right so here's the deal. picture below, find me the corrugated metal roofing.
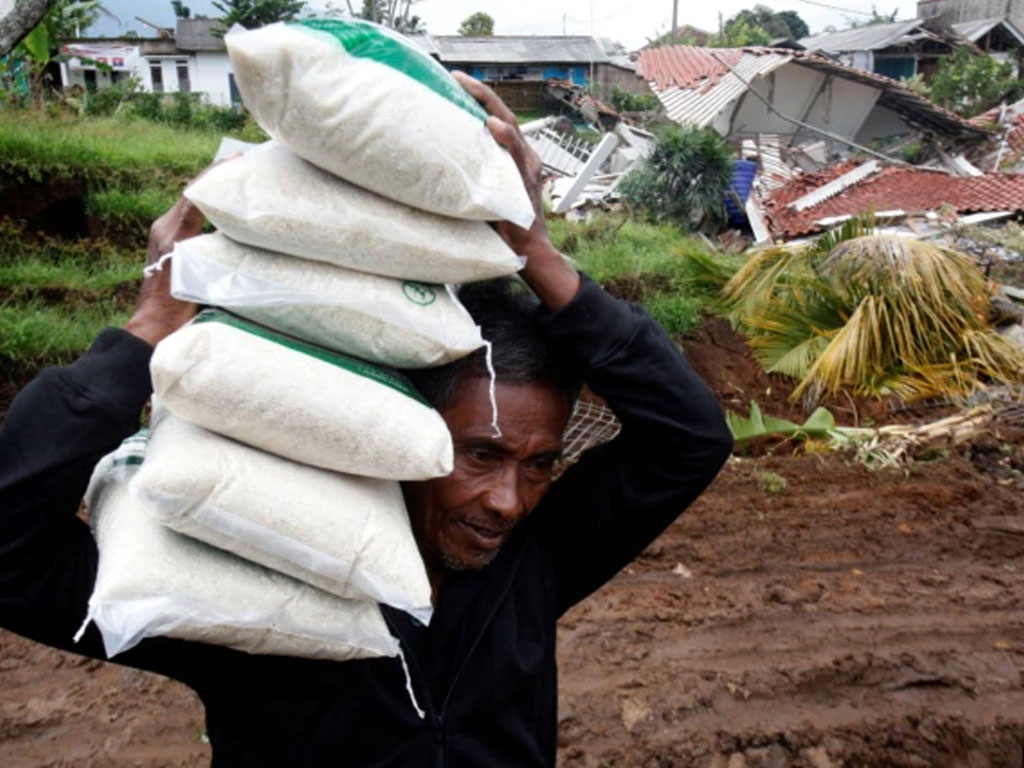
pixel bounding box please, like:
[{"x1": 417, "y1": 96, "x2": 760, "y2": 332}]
[
  {"x1": 642, "y1": 50, "x2": 788, "y2": 128},
  {"x1": 425, "y1": 36, "x2": 610, "y2": 64},
  {"x1": 764, "y1": 164, "x2": 1024, "y2": 237},
  {"x1": 951, "y1": 17, "x2": 1024, "y2": 46},
  {"x1": 175, "y1": 18, "x2": 224, "y2": 52},
  {"x1": 799, "y1": 19, "x2": 925, "y2": 53}
]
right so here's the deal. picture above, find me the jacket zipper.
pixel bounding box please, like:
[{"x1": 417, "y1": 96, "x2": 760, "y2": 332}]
[{"x1": 384, "y1": 545, "x2": 528, "y2": 768}]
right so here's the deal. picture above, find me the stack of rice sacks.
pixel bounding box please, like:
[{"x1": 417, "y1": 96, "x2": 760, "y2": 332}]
[{"x1": 80, "y1": 18, "x2": 533, "y2": 667}]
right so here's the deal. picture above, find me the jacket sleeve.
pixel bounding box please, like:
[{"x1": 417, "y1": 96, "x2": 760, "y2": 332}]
[
  {"x1": 535, "y1": 275, "x2": 733, "y2": 615},
  {"x1": 0, "y1": 328, "x2": 200, "y2": 673}
]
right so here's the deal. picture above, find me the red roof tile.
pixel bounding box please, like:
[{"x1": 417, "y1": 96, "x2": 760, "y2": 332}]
[
  {"x1": 636, "y1": 46, "x2": 743, "y2": 92},
  {"x1": 763, "y1": 165, "x2": 1024, "y2": 238}
]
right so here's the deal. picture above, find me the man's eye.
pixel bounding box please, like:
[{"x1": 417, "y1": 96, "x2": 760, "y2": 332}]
[
  {"x1": 463, "y1": 447, "x2": 498, "y2": 465},
  {"x1": 524, "y1": 457, "x2": 555, "y2": 478}
]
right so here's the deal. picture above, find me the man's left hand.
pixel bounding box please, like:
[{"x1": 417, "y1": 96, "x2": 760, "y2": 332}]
[{"x1": 453, "y1": 71, "x2": 580, "y2": 311}]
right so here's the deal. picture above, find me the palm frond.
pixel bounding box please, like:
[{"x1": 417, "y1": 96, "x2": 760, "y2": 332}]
[{"x1": 720, "y1": 245, "x2": 813, "y2": 324}]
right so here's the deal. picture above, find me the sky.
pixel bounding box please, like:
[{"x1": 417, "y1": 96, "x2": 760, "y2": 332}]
[{"x1": 89, "y1": 0, "x2": 921, "y2": 49}]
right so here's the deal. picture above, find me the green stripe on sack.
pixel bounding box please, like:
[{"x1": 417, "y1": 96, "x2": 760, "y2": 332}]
[
  {"x1": 294, "y1": 18, "x2": 488, "y2": 122},
  {"x1": 192, "y1": 309, "x2": 432, "y2": 407}
]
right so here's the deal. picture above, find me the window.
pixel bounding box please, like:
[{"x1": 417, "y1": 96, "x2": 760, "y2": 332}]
[
  {"x1": 83, "y1": 69, "x2": 97, "y2": 91},
  {"x1": 176, "y1": 60, "x2": 190, "y2": 93},
  {"x1": 150, "y1": 64, "x2": 163, "y2": 93},
  {"x1": 228, "y1": 73, "x2": 241, "y2": 106}
]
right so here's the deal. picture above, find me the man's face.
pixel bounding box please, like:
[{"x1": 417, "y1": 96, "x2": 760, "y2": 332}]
[{"x1": 404, "y1": 375, "x2": 570, "y2": 573}]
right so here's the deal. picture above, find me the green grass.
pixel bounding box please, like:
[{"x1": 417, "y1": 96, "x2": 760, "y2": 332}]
[
  {"x1": 0, "y1": 299, "x2": 132, "y2": 365},
  {"x1": 85, "y1": 186, "x2": 181, "y2": 226},
  {"x1": 0, "y1": 220, "x2": 139, "y2": 369},
  {"x1": 0, "y1": 111, "x2": 219, "y2": 179},
  {"x1": 645, "y1": 292, "x2": 707, "y2": 337},
  {"x1": 548, "y1": 214, "x2": 739, "y2": 337}
]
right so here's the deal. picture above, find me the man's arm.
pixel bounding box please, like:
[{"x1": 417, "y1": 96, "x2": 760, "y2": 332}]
[
  {"x1": 454, "y1": 73, "x2": 733, "y2": 613},
  {"x1": 537, "y1": 279, "x2": 733, "y2": 613},
  {"x1": 0, "y1": 198, "x2": 200, "y2": 658}
]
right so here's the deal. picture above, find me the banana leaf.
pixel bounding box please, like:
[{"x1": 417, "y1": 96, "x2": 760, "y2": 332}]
[{"x1": 726, "y1": 400, "x2": 838, "y2": 447}]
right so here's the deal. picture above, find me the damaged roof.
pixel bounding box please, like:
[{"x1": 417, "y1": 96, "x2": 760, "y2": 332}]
[
  {"x1": 635, "y1": 46, "x2": 984, "y2": 138},
  {"x1": 763, "y1": 162, "x2": 1024, "y2": 237},
  {"x1": 798, "y1": 19, "x2": 931, "y2": 53}
]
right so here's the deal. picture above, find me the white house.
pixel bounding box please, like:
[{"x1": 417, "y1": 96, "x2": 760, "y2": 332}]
[{"x1": 59, "y1": 19, "x2": 237, "y2": 107}]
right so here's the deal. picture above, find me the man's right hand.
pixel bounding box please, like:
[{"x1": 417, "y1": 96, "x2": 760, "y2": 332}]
[{"x1": 124, "y1": 196, "x2": 204, "y2": 347}]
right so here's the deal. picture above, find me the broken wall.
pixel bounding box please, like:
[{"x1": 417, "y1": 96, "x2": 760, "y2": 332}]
[
  {"x1": 854, "y1": 104, "x2": 915, "y2": 145},
  {"x1": 729, "y1": 65, "x2": 823, "y2": 138}
]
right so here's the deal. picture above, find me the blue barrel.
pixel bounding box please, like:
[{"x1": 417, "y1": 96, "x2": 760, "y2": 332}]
[{"x1": 724, "y1": 160, "x2": 758, "y2": 227}]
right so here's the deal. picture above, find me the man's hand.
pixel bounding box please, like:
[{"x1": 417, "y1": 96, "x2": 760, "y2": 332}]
[
  {"x1": 123, "y1": 196, "x2": 203, "y2": 347},
  {"x1": 453, "y1": 71, "x2": 580, "y2": 312}
]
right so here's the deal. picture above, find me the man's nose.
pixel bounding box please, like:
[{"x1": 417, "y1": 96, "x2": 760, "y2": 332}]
[{"x1": 481, "y1": 465, "x2": 522, "y2": 522}]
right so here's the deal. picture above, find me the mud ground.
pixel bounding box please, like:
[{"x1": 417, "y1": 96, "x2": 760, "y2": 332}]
[{"x1": 2, "y1": 322, "x2": 1023, "y2": 767}]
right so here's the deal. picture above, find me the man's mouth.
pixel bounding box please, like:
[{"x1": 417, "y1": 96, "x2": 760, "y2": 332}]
[{"x1": 456, "y1": 519, "x2": 511, "y2": 550}]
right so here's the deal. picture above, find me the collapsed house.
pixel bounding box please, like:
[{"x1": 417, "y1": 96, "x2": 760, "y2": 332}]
[
  {"x1": 634, "y1": 45, "x2": 983, "y2": 153},
  {"x1": 625, "y1": 45, "x2": 1024, "y2": 242}
]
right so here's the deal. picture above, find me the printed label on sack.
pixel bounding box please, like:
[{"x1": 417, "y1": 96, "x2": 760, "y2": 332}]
[
  {"x1": 192, "y1": 309, "x2": 432, "y2": 407},
  {"x1": 401, "y1": 281, "x2": 437, "y2": 306}
]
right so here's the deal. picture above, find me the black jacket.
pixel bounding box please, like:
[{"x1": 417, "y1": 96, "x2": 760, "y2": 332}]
[{"x1": 0, "y1": 276, "x2": 732, "y2": 767}]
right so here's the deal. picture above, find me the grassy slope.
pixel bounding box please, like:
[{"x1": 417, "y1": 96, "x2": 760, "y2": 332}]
[
  {"x1": 0, "y1": 112, "x2": 220, "y2": 381},
  {"x1": 549, "y1": 215, "x2": 729, "y2": 337}
]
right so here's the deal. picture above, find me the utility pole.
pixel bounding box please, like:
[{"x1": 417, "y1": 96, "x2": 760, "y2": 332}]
[
  {"x1": 671, "y1": 0, "x2": 678, "y2": 43},
  {"x1": 589, "y1": 0, "x2": 594, "y2": 90}
]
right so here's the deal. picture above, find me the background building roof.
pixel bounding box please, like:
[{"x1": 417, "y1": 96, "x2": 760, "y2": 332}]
[
  {"x1": 799, "y1": 19, "x2": 929, "y2": 53},
  {"x1": 951, "y1": 16, "x2": 1024, "y2": 46},
  {"x1": 424, "y1": 35, "x2": 611, "y2": 65}
]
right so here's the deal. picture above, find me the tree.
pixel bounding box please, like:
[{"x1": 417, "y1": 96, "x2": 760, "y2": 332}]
[
  {"x1": 927, "y1": 46, "x2": 1020, "y2": 118},
  {"x1": 845, "y1": 5, "x2": 898, "y2": 28},
  {"x1": 458, "y1": 12, "x2": 493, "y2": 36},
  {"x1": 172, "y1": 1, "x2": 192, "y2": 19},
  {"x1": 1, "y1": 0, "x2": 54, "y2": 58},
  {"x1": 775, "y1": 10, "x2": 808, "y2": 40},
  {"x1": 211, "y1": 0, "x2": 306, "y2": 33},
  {"x1": 3, "y1": 0, "x2": 103, "y2": 102},
  {"x1": 710, "y1": 15, "x2": 772, "y2": 48},
  {"x1": 724, "y1": 5, "x2": 808, "y2": 41},
  {"x1": 355, "y1": 0, "x2": 425, "y2": 32}
]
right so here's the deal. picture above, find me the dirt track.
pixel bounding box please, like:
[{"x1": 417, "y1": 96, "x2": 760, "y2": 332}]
[
  {"x1": 2, "y1": 322, "x2": 1023, "y2": 767},
  {"x1": 557, "y1": 450, "x2": 1024, "y2": 768}
]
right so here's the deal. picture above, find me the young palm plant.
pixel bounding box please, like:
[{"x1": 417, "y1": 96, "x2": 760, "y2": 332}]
[{"x1": 722, "y1": 227, "x2": 1024, "y2": 402}]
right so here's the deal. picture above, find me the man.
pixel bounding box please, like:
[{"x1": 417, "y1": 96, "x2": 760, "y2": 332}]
[{"x1": 0, "y1": 76, "x2": 732, "y2": 765}]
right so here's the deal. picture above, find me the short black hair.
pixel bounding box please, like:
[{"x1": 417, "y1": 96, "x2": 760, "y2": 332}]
[{"x1": 406, "y1": 278, "x2": 582, "y2": 412}]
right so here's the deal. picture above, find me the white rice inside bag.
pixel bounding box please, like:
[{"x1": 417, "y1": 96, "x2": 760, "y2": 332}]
[
  {"x1": 133, "y1": 412, "x2": 433, "y2": 624},
  {"x1": 78, "y1": 432, "x2": 400, "y2": 662},
  {"x1": 225, "y1": 20, "x2": 534, "y2": 227},
  {"x1": 149, "y1": 310, "x2": 453, "y2": 480},
  {"x1": 170, "y1": 232, "x2": 484, "y2": 368},
  {"x1": 184, "y1": 143, "x2": 522, "y2": 283}
]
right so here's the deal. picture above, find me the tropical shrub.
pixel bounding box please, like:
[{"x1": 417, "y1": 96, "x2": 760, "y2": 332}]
[{"x1": 618, "y1": 124, "x2": 734, "y2": 229}]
